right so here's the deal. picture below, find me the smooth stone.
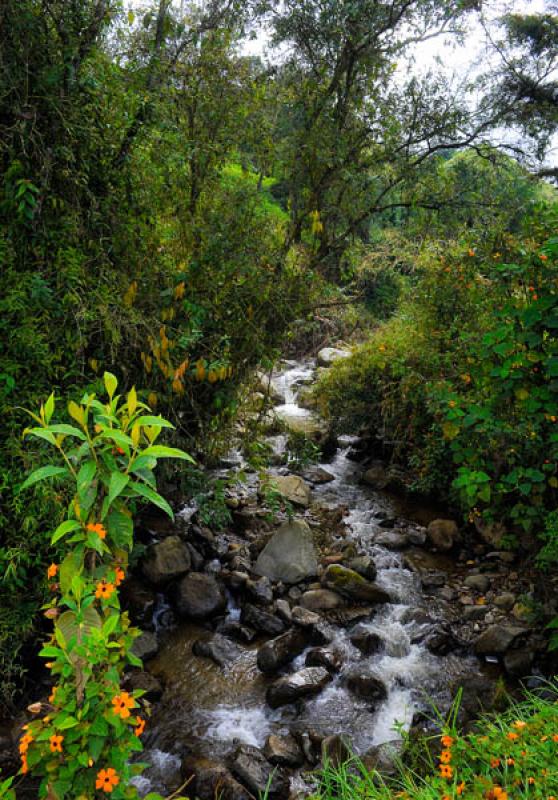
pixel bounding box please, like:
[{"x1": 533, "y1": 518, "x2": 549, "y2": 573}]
[
  {"x1": 267, "y1": 667, "x2": 332, "y2": 708},
  {"x1": 301, "y1": 589, "x2": 345, "y2": 611},
  {"x1": 426, "y1": 519, "x2": 459, "y2": 552},
  {"x1": 349, "y1": 624, "x2": 383, "y2": 655},
  {"x1": 130, "y1": 631, "x2": 159, "y2": 661},
  {"x1": 228, "y1": 745, "x2": 290, "y2": 799},
  {"x1": 142, "y1": 536, "x2": 191, "y2": 585},
  {"x1": 257, "y1": 628, "x2": 309, "y2": 673},
  {"x1": 322, "y1": 564, "x2": 390, "y2": 604},
  {"x1": 192, "y1": 634, "x2": 241, "y2": 667},
  {"x1": 175, "y1": 572, "x2": 226, "y2": 619},
  {"x1": 346, "y1": 671, "x2": 388, "y2": 704},
  {"x1": 474, "y1": 625, "x2": 529, "y2": 656},
  {"x1": 276, "y1": 598, "x2": 293, "y2": 623},
  {"x1": 317, "y1": 347, "x2": 350, "y2": 367},
  {"x1": 267, "y1": 475, "x2": 312, "y2": 508},
  {"x1": 464, "y1": 574, "x2": 490, "y2": 593},
  {"x1": 255, "y1": 519, "x2": 318, "y2": 584},
  {"x1": 241, "y1": 603, "x2": 286, "y2": 636},
  {"x1": 494, "y1": 592, "x2": 516, "y2": 610},
  {"x1": 305, "y1": 646, "x2": 343, "y2": 673},
  {"x1": 303, "y1": 466, "x2": 335, "y2": 484},
  {"x1": 264, "y1": 734, "x2": 304, "y2": 767},
  {"x1": 463, "y1": 605, "x2": 488, "y2": 621},
  {"x1": 374, "y1": 531, "x2": 409, "y2": 550},
  {"x1": 361, "y1": 463, "x2": 390, "y2": 489}
]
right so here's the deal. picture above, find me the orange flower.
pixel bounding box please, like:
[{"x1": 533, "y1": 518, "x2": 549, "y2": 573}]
[
  {"x1": 507, "y1": 732, "x2": 519, "y2": 741},
  {"x1": 134, "y1": 717, "x2": 146, "y2": 737},
  {"x1": 513, "y1": 720, "x2": 527, "y2": 730},
  {"x1": 95, "y1": 768, "x2": 120, "y2": 793},
  {"x1": 439, "y1": 764, "x2": 453, "y2": 779},
  {"x1": 49, "y1": 734, "x2": 64, "y2": 753},
  {"x1": 48, "y1": 686, "x2": 58, "y2": 703},
  {"x1": 111, "y1": 691, "x2": 135, "y2": 719},
  {"x1": 468, "y1": 249, "x2": 476, "y2": 257},
  {"x1": 47, "y1": 563, "x2": 58, "y2": 579},
  {"x1": 491, "y1": 758, "x2": 501, "y2": 768},
  {"x1": 20, "y1": 754, "x2": 28, "y2": 774},
  {"x1": 19, "y1": 733, "x2": 33, "y2": 755},
  {"x1": 87, "y1": 522, "x2": 107, "y2": 540},
  {"x1": 540, "y1": 254, "x2": 548, "y2": 261},
  {"x1": 440, "y1": 750, "x2": 452, "y2": 764},
  {"x1": 95, "y1": 580, "x2": 115, "y2": 600},
  {"x1": 552, "y1": 734, "x2": 558, "y2": 743},
  {"x1": 507, "y1": 758, "x2": 515, "y2": 766},
  {"x1": 528, "y1": 777, "x2": 536, "y2": 785},
  {"x1": 441, "y1": 735, "x2": 455, "y2": 747},
  {"x1": 457, "y1": 783, "x2": 466, "y2": 796},
  {"x1": 487, "y1": 788, "x2": 507, "y2": 800},
  {"x1": 114, "y1": 567, "x2": 125, "y2": 586}
]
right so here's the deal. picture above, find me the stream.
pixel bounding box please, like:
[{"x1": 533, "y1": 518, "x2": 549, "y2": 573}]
[{"x1": 132, "y1": 357, "x2": 487, "y2": 798}]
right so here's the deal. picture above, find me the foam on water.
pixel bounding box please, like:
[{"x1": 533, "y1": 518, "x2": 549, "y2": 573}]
[{"x1": 204, "y1": 704, "x2": 277, "y2": 748}]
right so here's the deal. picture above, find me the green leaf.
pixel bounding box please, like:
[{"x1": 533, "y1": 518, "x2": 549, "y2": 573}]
[
  {"x1": 107, "y1": 471, "x2": 130, "y2": 509},
  {"x1": 104, "y1": 372, "x2": 118, "y2": 398},
  {"x1": 102, "y1": 614, "x2": 119, "y2": 637},
  {"x1": 20, "y1": 465, "x2": 68, "y2": 491},
  {"x1": 58, "y1": 716, "x2": 79, "y2": 729},
  {"x1": 52, "y1": 519, "x2": 81, "y2": 545},
  {"x1": 25, "y1": 427, "x2": 57, "y2": 445},
  {"x1": 47, "y1": 424, "x2": 87, "y2": 441},
  {"x1": 89, "y1": 716, "x2": 108, "y2": 736},
  {"x1": 130, "y1": 480, "x2": 173, "y2": 518},
  {"x1": 39, "y1": 645, "x2": 64, "y2": 658},
  {"x1": 44, "y1": 393, "x2": 55, "y2": 423},
  {"x1": 141, "y1": 445, "x2": 195, "y2": 462},
  {"x1": 135, "y1": 416, "x2": 175, "y2": 429},
  {"x1": 107, "y1": 509, "x2": 133, "y2": 549},
  {"x1": 59, "y1": 549, "x2": 84, "y2": 595},
  {"x1": 77, "y1": 460, "x2": 96, "y2": 499}
]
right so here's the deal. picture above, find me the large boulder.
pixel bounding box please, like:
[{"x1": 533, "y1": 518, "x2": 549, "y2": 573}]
[
  {"x1": 255, "y1": 371, "x2": 285, "y2": 404},
  {"x1": 474, "y1": 625, "x2": 529, "y2": 657},
  {"x1": 301, "y1": 589, "x2": 345, "y2": 611},
  {"x1": 267, "y1": 475, "x2": 312, "y2": 508},
  {"x1": 183, "y1": 757, "x2": 252, "y2": 800},
  {"x1": 142, "y1": 536, "x2": 191, "y2": 585},
  {"x1": 267, "y1": 667, "x2": 332, "y2": 709},
  {"x1": 317, "y1": 347, "x2": 351, "y2": 367},
  {"x1": 175, "y1": 572, "x2": 226, "y2": 619},
  {"x1": 346, "y1": 671, "x2": 388, "y2": 705},
  {"x1": 255, "y1": 519, "x2": 318, "y2": 584},
  {"x1": 228, "y1": 745, "x2": 290, "y2": 800},
  {"x1": 257, "y1": 628, "x2": 309, "y2": 673},
  {"x1": 322, "y1": 564, "x2": 390, "y2": 604},
  {"x1": 426, "y1": 519, "x2": 459, "y2": 552}
]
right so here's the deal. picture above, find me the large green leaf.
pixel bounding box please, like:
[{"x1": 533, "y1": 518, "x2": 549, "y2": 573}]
[
  {"x1": 77, "y1": 460, "x2": 96, "y2": 499},
  {"x1": 141, "y1": 445, "x2": 195, "y2": 462},
  {"x1": 107, "y1": 509, "x2": 134, "y2": 549},
  {"x1": 107, "y1": 471, "x2": 130, "y2": 509},
  {"x1": 51, "y1": 519, "x2": 82, "y2": 545},
  {"x1": 57, "y1": 606, "x2": 101, "y2": 647},
  {"x1": 59, "y1": 548, "x2": 84, "y2": 595},
  {"x1": 135, "y1": 416, "x2": 175, "y2": 429},
  {"x1": 47, "y1": 424, "x2": 87, "y2": 441},
  {"x1": 130, "y1": 480, "x2": 173, "y2": 518},
  {"x1": 20, "y1": 465, "x2": 68, "y2": 491}
]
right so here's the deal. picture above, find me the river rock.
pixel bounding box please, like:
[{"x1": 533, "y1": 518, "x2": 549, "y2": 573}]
[
  {"x1": 229, "y1": 745, "x2": 289, "y2": 800},
  {"x1": 303, "y1": 466, "x2": 335, "y2": 484},
  {"x1": 184, "y1": 756, "x2": 252, "y2": 800},
  {"x1": 322, "y1": 564, "x2": 390, "y2": 604},
  {"x1": 142, "y1": 536, "x2": 191, "y2": 585},
  {"x1": 264, "y1": 734, "x2": 304, "y2": 767},
  {"x1": 494, "y1": 592, "x2": 516, "y2": 610},
  {"x1": 424, "y1": 625, "x2": 463, "y2": 655},
  {"x1": 349, "y1": 624, "x2": 383, "y2": 655},
  {"x1": 255, "y1": 371, "x2": 285, "y2": 404},
  {"x1": 291, "y1": 606, "x2": 321, "y2": 627},
  {"x1": 268, "y1": 475, "x2": 312, "y2": 507},
  {"x1": 325, "y1": 606, "x2": 375, "y2": 627},
  {"x1": 474, "y1": 625, "x2": 529, "y2": 656},
  {"x1": 267, "y1": 667, "x2": 332, "y2": 708},
  {"x1": 375, "y1": 531, "x2": 410, "y2": 551},
  {"x1": 245, "y1": 576, "x2": 274, "y2": 605},
  {"x1": 120, "y1": 578, "x2": 156, "y2": 625},
  {"x1": 124, "y1": 670, "x2": 163, "y2": 700},
  {"x1": 219, "y1": 621, "x2": 257, "y2": 643},
  {"x1": 305, "y1": 646, "x2": 343, "y2": 673},
  {"x1": 321, "y1": 734, "x2": 352, "y2": 768},
  {"x1": 130, "y1": 631, "x2": 159, "y2": 661},
  {"x1": 241, "y1": 603, "x2": 286, "y2": 636},
  {"x1": 426, "y1": 519, "x2": 458, "y2": 552},
  {"x1": 362, "y1": 740, "x2": 402, "y2": 777},
  {"x1": 504, "y1": 648, "x2": 534, "y2": 677},
  {"x1": 345, "y1": 555, "x2": 377, "y2": 581},
  {"x1": 257, "y1": 628, "x2": 309, "y2": 673},
  {"x1": 317, "y1": 347, "x2": 351, "y2": 367},
  {"x1": 276, "y1": 598, "x2": 292, "y2": 623},
  {"x1": 361, "y1": 463, "x2": 390, "y2": 489},
  {"x1": 175, "y1": 572, "x2": 226, "y2": 619},
  {"x1": 301, "y1": 589, "x2": 345, "y2": 611},
  {"x1": 255, "y1": 519, "x2": 318, "y2": 584},
  {"x1": 464, "y1": 574, "x2": 490, "y2": 593},
  {"x1": 193, "y1": 634, "x2": 241, "y2": 667},
  {"x1": 346, "y1": 670, "x2": 388, "y2": 704}
]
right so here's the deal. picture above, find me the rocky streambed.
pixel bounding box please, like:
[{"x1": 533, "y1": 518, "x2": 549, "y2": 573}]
[{"x1": 120, "y1": 352, "x2": 546, "y2": 799}]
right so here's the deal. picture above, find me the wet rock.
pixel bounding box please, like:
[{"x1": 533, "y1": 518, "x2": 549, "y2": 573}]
[
  {"x1": 420, "y1": 571, "x2": 447, "y2": 588},
  {"x1": 276, "y1": 598, "x2": 292, "y2": 623},
  {"x1": 267, "y1": 475, "x2": 312, "y2": 508},
  {"x1": 504, "y1": 648, "x2": 534, "y2": 677},
  {"x1": 185, "y1": 542, "x2": 205, "y2": 571},
  {"x1": 267, "y1": 667, "x2": 332, "y2": 708},
  {"x1": 401, "y1": 608, "x2": 434, "y2": 626},
  {"x1": 305, "y1": 647, "x2": 343, "y2": 673},
  {"x1": 317, "y1": 347, "x2": 350, "y2": 367},
  {"x1": 464, "y1": 574, "x2": 490, "y2": 593},
  {"x1": 325, "y1": 606, "x2": 375, "y2": 627},
  {"x1": 291, "y1": 606, "x2": 321, "y2": 627},
  {"x1": 245, "y1": 576, "x2": 274, "y2": 605},
  {"x1": 375, "y1": 531, "x2": 409, "y2": 550},
  {"x1": 257, "y1": 628, "x2": 309, "y2": 673},
  {"x1": 408, "y1": 528, "x2": 427, "y2": 547},
  {"x1": 494, "y1": 592, "x2": 516, "y2": 610},
  {"x1": 424, "y1": 625, "x2": 463, "y2": 656},
  {"x1": 322, "y1": 564, "x2": 390, "y2": 604},
  {"x1": 223, "y1": 570, "x2": 249, "y2": 591},
  {"x1": 131, "y1": 631, "x2": 159, "y2": 661},
  {"x1": 184, "y1": 756, "x2": 252, "y2": 800},
  {"x1": 124, "y1": 670, "x2": 163, "y2": 700},
  {"x1": 193, "y1": 634, "x2": 241, "y2": 667},
  {"x1": 361, "y1": 463, "x2": 390, "y2": 489},
  {"x1": 241, "y1": 603, "x2": 286, "y2": 636},
  {"x1": 142, "y1": 536, "x2": 191, "y2": 585},
  {"x1": 175, "y1": 572, "x2": 226, "y2": 620},
  {"x1": 301, "y1": 589, "x2": 345, "y2": 611},
  {"x1": 346, "y1": 671, "x2": 388, "y2": 704},
  {"x1": 303, "y1": 466, "x2": 335, "y2": 484},
  {"x1": 345, "y1": 555, "x2": 377, "y2": 582},
  {"x1": 255, "y1": 519, "x2": 318, "y2": 584},
  {"x1": 219, "y1": 621, "x2": 257, "y2": 643},
  {"x1": 321, "y1": 734, "x2": 352, "y2": 768},
  {"x1": 349, "y1": 624, "x2": 383, "y2": 655},
  {"x1": 474, "y1": 625, "x2": 529, "y2": 657},
  {"x1": 229, "y1": 744, "x2": 290, "y2": 800},
  {"x1": 119, "y1": 578, "x2": 156, "y2": 626},
  {"x1": 264, "y1": 734, "x2": 304, "y2": 767},
  {"x1": 463, "y1": 605, "x2": 488, "y2": 621},
  {"x1": 426, "y1": 519, "x2": 458, "y2": 552},
  {"x1": 362, "y1": 741, "x2": 402, "y2": 777}
]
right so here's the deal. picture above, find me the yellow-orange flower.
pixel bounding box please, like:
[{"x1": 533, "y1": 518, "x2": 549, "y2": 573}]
[
  {"x1": 114, "y1": 567, "x2": 125, "y2": 586},
  {"x1": 513, "y1": 720, "x2": 527, "y2": 729},
  {"x1": 487, "y1": 788, "x2": 507, "y2": 800},
  {"x1": 553, "y1": 734, "x2": 558, "y2": 743},
  {"x1": 95, "y1": 580, "x2": 115, "y2": 600},
  {"x1": 468, "y1": 249, "x2": 476, "y2": 257},
  {"x1": 441, "y1": 735, "x2": 454, "y2": 747},
  {"x1": 540, "y1": 254, "x2": 548, "y2": 261},
  {"x1": 528, "y1": 777, "x2": 536, "y2": 785},
  {"x1": 440, "y1": 750, "x2": 452, "y2": 764},
  {"x1": 20, "y1": 754, "x2": 28, "y2": 774},
  {"x1": 19, "y1": 733, "x2": 33, "y2": 755},
  {"x1": 87, "y1": 522, "x2": 107, "y2": 540},
  {"x1": 96, "y1": 768, "x2": 120, "y2": 793},
  {"x1": 507, "y1": 757, "x2": 515, "y2": 766},
  {"x1": 439, "y1": 764, "x2": 453, "y2": 779},
  {"x1": 507, "y1": 732, "x2": 519, "y2": 741},
  {"x1": 491, "y1": 758, "x2": 501, "y2": 768},
  {"x1": 47, "y1": 563, "x2": 58, "y2": 579},
  {"x1": 48, "y1": 686, "x2": 58, "y2": 703},
  {"x1": 134, "y1": 717, "x2": 146, "y2": 737},
  {"x1": 49, "y1": 734, "x2": 64, "y2": 753},
  {"x1": 457, "y1": 783, "x2": 466, "y2": 796},
  {"x1": 111, "y1": 691, "x2": 135, "y2": 719}
]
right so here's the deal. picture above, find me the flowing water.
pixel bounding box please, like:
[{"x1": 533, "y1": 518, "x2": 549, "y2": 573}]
[{"x1": 137, "y1": 359, "x2": 482, "y2": 796}]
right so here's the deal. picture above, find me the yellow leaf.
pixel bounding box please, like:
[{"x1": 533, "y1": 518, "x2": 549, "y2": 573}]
[
  {"x1": 148, "y1": 392, "x2": 158, "y2": 409},
  {"x1": 68, "y1": 401, "x2": 85, "y2": 426},
  {"x1": 549, "y1": 477, "x2": 558, "y2": 488},
  {"x1": 89, "y1": 358, "x2": 99, "y2": 373},
  {"x1": 131, "y1": 424, "x2": 140, "y2": 447},
  {"x1": 127, "y1": 9, "x2": 135, "y2": 24},
  {"x1": 515, "y1": 388, "x2": 529, "y2": 401},
  {"x1": 172, "y1": 378, "x2": 184, "y2": 394},
  {"x1": 127, "y1": 387, "x2": 137, "y2": 415}
]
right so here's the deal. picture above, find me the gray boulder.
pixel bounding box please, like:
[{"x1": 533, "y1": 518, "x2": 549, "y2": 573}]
[
  {"x1": 317, "y1": 347, "x2": 351, "y2": 367},
  {"x1": 255, "y1": 519, "x2": 318, "y2": 584},
  {"x1": 322, "y1": 564, "x2": 390, "y2": 604},
  {"x1": 301, "y1": 589, "x2": 345, "y2": 611},
  {"x1": 474, "y1": 625, "x2": 529, "y2": 657},
  {"x1": 228, "y1": 745, "x2": 290, "y2": 800},
  {"x1": 142, "y1": 536, "x2": 191, "y2": 585},
  {"x1": 267, "y1": 475, "x2": 312, "y2": 508},
  {"x1": 426, "y1": 519, "x2": 459, "y2": 552},
  {"x1": 257, "y1": 628, "x2": 309, "y2": 673},
  {"x1": 175, "y1": 572, "x2": 226, "y2": 619},
  {"x1": 267, "y1": 667, "x2": 332, "y2": 708},
  {"x1": 264, "y1": 735, "x2": 304, "y2": 767}
]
